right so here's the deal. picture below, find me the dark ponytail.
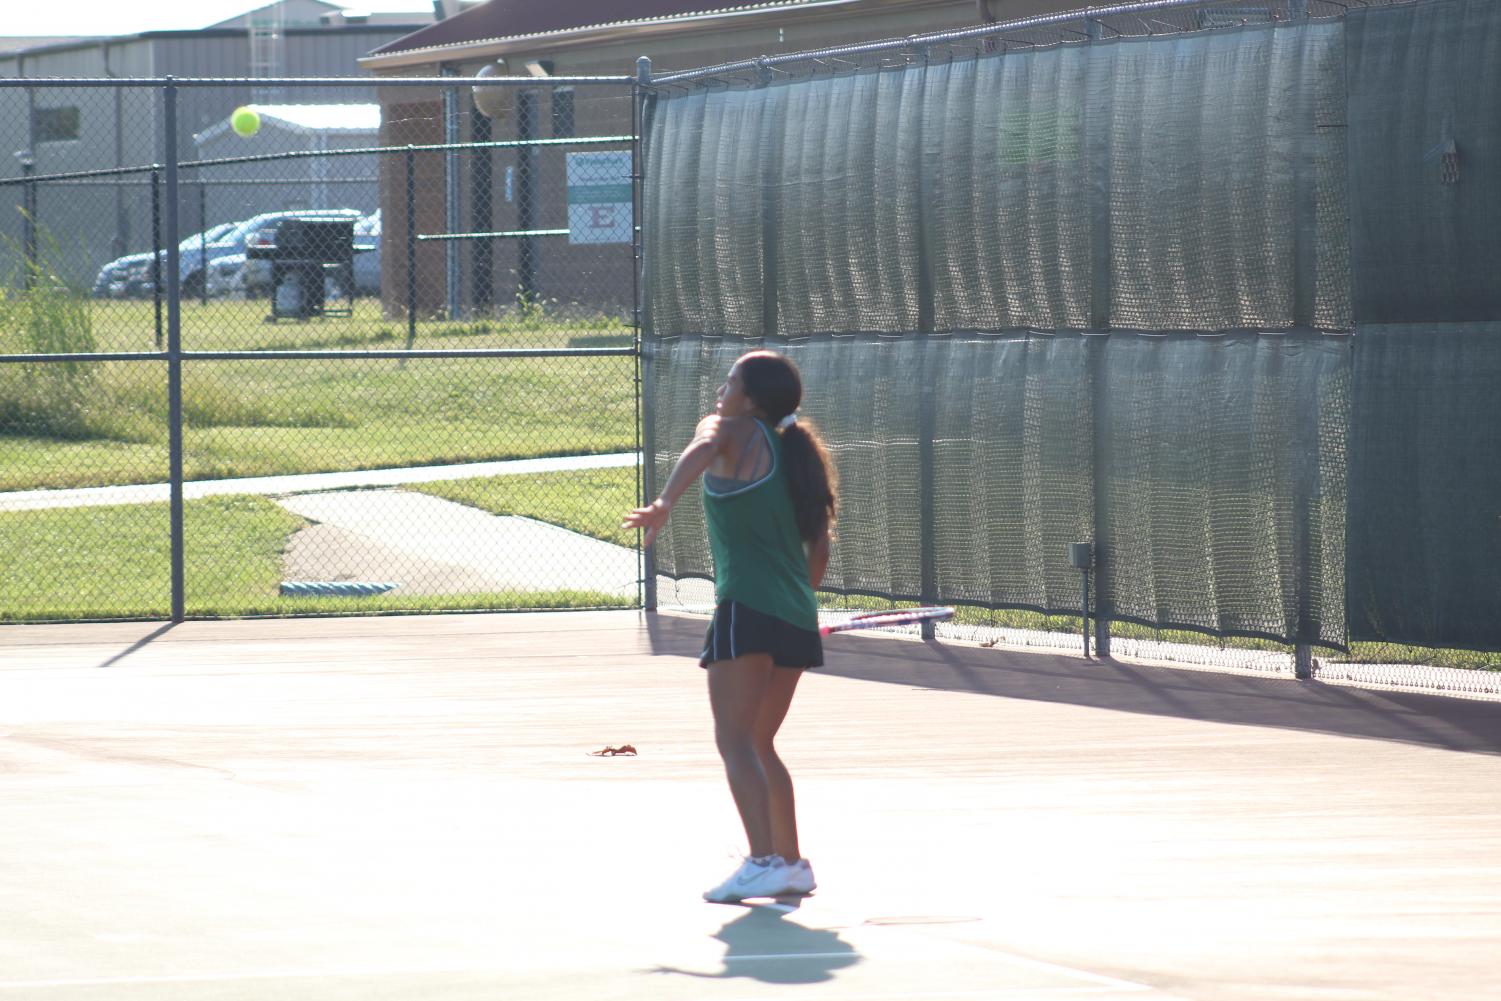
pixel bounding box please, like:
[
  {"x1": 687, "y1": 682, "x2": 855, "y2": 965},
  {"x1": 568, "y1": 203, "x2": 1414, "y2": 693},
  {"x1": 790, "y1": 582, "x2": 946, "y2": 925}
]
[
  {"x1": 779, "y1": 418, "x2": 839, "y2": 543},
  {"x1": 736, "y1": 351, "x2": 839, "y2": 543}
]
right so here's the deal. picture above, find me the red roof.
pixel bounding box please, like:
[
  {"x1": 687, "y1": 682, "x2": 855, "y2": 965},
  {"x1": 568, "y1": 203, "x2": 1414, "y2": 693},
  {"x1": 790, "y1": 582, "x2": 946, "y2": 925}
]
[{"x1": 371, "y1": 0, "x2": 815, "y2": 57}]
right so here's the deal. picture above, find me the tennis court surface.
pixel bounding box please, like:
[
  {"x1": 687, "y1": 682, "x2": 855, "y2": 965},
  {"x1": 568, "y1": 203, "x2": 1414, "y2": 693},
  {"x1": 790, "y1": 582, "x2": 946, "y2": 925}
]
[{"x1": 2, "y1": 611, "x2": 1498, "y2": 1001}]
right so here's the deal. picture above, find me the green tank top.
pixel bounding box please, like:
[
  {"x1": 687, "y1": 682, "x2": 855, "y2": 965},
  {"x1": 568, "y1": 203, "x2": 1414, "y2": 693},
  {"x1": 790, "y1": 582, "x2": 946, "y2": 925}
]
[{"x1": 703, "y1": 420, "x2": 818, "y2": 632}]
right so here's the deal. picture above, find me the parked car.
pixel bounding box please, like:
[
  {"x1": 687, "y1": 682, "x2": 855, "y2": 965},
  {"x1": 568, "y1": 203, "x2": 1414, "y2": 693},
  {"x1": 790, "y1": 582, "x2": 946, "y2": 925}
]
[
  {"x1": 171, "y1": 221, "x2": 241, "y2": 295},
  {"x1": 92, "y1": 251, "x2": 156, "y2": 298},
  {"x1": 237, "y1": 209, "x2": 367, "y2": 297},
  {"x1": 204, "y1": 253, "x2": 248, "y2": 299},
  {"x1": 92, "y1": 222, "x2": 238, "y2": 298}
]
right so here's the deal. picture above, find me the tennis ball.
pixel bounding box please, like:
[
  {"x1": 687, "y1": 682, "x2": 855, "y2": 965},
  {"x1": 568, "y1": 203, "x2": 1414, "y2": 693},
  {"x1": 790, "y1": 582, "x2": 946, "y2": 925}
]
[{"x1": 231, "y1": 106, "x2": 260, "y2": 138}]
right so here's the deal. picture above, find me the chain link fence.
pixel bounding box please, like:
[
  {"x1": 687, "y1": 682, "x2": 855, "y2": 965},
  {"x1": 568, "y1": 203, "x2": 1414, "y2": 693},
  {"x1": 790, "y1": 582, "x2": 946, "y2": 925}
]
[
  {"x1": 0, "y1": 76, "x2": 643, "y2": 620},
  {"x1": 641, "y1": 0, "x2": 1501, "y2": 699},
  {"x1": 2, "y1": 3, "x2": 1497, "y2": 703}
]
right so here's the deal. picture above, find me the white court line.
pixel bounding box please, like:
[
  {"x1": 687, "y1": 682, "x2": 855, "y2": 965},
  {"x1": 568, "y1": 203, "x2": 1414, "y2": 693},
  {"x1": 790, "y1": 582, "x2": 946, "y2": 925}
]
[
  {"x1": 1, "y1": 975, "x2": 1152, "y2": 999},
  {"x1": 0, "y1": 967, "x2": 496, "y2": 991},
  {"x1": 945, "y1": 941, "x2": 1154, "y2": 994},
  {"x1": 3, "y1": 955, "x2": 1161, "y2": 998},
  {"x1": 849, "y1": 923, "x2": 1154, "y2": 995},
  {"x1": 714, "y1": 990, "x2": 1152, "y2": 1000},
  {"x1": 724, "y1": 951, "x2": 862, "y2": 962},
  {"x1": 4, "y1": 931, "x2": 1159, "y2": 997}
]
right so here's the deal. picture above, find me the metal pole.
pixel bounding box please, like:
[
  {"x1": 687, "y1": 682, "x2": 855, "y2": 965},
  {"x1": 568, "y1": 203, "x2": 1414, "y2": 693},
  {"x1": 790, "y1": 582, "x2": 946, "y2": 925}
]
[
  {"x1": 151, "y1": 167, "x2": 163, "y2": 350},
  {"x1": 516, "y1": 89, "x2": 538, "y2": 309},
  {"x1": 112, "y1": 65, "x2": 128, "y2": 259},
  {"x1": 1085, "y1": 20, "x2": 1114, "y2": 659},
  {"x1": 164, "y1": 79, "x2": 185, "y2": 623},
  {"x1": 635, "y1": 58, "x2": 655, "y2": 612},
  {"x1": 405, "y1": 145, "x2": 417, "y2": 349},
  {"x1": 911, "y1": 42, "x2": 939, "y2": 640},
  {"x1": 441, "y1": 70, "x2": 463, "y2": 319},
  {"x1": 1070, "y1": 543, "x2": 1093, "y2": 658},
  {"x1": 198, "y1": 180, "x2": 208, "y2": 305},
  {"x1": 1293, "y1": 364, "x2": 1314, "y2": 680},
  {"x1": 470, "y1": 106, "x2": 493, "y2": 313},
  {"x1": 1081, "y1": 567, "x2": 1091, "y2": 658},
  {"x1": 19, "y1": 154, "x2": 36, "y2": 290},
  {"x1": 1089, "y1": 336, "x2": 1112, "y2": 659}
]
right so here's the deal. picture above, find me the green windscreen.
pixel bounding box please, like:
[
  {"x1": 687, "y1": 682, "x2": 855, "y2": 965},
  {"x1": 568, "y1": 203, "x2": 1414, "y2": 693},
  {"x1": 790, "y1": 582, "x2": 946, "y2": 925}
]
[{"x1": 642, "y1": 0, "x2": 1500, "y2": 653}]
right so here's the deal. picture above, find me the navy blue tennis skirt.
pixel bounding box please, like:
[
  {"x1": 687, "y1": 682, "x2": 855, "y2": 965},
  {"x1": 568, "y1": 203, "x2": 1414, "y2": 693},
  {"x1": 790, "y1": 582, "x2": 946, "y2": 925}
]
[{"x1": 699, "y1": 600, "x2": 823, "y2": 669}]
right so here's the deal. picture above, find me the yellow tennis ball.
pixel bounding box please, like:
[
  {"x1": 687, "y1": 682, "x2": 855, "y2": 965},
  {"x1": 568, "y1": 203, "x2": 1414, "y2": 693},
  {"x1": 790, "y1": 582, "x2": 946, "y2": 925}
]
[{"x1": 231, "y1": 106, "x2": 260, "y2": 138}]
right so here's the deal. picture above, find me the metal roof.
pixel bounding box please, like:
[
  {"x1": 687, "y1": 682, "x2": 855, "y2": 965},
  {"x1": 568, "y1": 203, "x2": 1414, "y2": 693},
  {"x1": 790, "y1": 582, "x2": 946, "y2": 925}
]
[
  {"x1": 195, "y1": 102, "x2": 380, "y2": 143},
  {"x1": 0, "y1": 36, "x2": 102, "y2": 54},
  {"x1": 366, "y1": 0, "x2": 849, "y2": 61}
]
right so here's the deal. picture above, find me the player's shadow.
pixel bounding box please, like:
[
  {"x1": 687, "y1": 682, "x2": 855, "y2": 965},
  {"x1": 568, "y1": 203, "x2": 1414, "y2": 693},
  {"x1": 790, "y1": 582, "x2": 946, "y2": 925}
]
[{"x1": 650, "y1": 903, "x2": 860, "y2": 985}]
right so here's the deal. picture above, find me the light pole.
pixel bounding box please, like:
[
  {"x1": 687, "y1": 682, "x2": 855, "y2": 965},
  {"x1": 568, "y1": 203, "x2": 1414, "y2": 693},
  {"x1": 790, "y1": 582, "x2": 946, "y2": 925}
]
[{"x1": 14, "y1": 149, "x2": 36, "y2": 288}]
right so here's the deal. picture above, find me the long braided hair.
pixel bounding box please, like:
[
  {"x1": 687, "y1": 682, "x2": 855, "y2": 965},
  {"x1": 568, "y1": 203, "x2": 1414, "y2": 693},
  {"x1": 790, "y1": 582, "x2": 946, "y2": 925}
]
[{"x1": 736, "y1": 351, "x2": 838, "y2": 543}]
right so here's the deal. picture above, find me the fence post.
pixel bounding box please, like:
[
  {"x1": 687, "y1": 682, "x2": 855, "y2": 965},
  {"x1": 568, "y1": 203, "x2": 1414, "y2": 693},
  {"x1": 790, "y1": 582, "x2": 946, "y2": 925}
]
[
  {"x1": 911, "y1": 41, "x2": 940, "y2": 640},
  {"x1": 516, "y1": 89, "x2": 539, "y2": 310},
  {"x1": 441, "y1": 68, "x2": 463, "y2": 320},
  {"x1": 151, "y1": 167, "x2": 163, "y2": 349},
  {"x1": 635, "y1": 58, "x2": 657, "y2": 612},
  {"x1": 163, "y1": 79, "x2": 185, "y2": 623},
  {"x1": 471, "y1": 105, "x2": 494, "y2": 312},
  {"x1": 17, "y1": 151, "x2": 36, "y2": 289},
  {"x1": 1085, "y1": 22, "x2": 1113, "y2": 659},
  {"x1": 1293, "y1": 358, "x2": 1315, "y2": 680},
  {"x1": 198, "y1": 180, "x2": 207, "y2": 306},
  {"x1": 1090, "y1": 334, "x2": 1112, "y2": 659},
  {"x1": 405, "y1": 145, "x2": 417, "y2": 349}
]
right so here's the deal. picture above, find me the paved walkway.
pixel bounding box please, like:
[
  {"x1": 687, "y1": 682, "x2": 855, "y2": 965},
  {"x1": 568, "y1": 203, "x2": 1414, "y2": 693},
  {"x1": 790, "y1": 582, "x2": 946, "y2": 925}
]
[
  {"x1": 1, "y1": 612, "x2": 1498, "y2": 1001},
  {"x1": 278, "y1": 489, "x2": 639, "y2": 597},
  {"x1": 0, "y1": 452, "x2": 638, "y2": 512}
]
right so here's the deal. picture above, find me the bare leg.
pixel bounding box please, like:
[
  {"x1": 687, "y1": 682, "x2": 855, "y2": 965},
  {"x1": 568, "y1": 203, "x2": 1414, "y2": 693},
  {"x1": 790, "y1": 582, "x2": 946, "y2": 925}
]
[
  {"x1": 706, "y1": 653, "x2": 775, "y2": 857},
  {"x1": 753, "y1": 667, "x2": 804, "y2": 862}
]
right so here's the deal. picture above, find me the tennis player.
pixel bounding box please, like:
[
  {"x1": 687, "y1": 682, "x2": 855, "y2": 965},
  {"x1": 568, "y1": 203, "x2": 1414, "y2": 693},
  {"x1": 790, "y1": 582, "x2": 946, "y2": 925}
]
[{"x1": 624, "y1": 350, "x2": 838, "y2": 902}]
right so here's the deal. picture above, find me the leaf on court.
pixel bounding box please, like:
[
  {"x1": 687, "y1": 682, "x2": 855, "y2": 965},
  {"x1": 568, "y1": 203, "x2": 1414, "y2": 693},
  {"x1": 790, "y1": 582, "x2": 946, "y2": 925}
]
[{"x1": 588, "y1": 744, "x2": 637, "y2": 756}]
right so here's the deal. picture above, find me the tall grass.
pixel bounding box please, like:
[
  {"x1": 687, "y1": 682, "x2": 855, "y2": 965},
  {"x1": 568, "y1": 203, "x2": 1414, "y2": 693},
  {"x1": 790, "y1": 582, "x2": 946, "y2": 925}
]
[
  {"x1": 0, "y1": 226, "x2": 99, "y2": 439},
  {"x1": 0, "y1": 296, "x2": 635, "y2": 490}
]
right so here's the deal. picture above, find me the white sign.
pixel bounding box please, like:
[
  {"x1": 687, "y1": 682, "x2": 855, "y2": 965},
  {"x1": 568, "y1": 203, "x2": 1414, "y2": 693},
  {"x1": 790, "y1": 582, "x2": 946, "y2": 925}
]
[{"x1": 566, "y1": 151, "x2": 632, "y2": 245}]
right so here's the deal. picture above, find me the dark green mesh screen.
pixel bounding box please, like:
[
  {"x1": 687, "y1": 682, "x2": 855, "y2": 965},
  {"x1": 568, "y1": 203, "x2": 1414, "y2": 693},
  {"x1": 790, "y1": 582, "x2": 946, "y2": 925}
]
[
  {"x1": 1347, "y1": 0, "x2": 1501, "y2": 324},
  {"x1": 1098, "y1": 335, "x2": 1349, "y2": 645},
  {"x1": 1095, "y1": 25, "x2": 1349, "y2": 332},
  {"x1": 924, "y1": 50, "x2": 1093, "y2": 332},
  {"x1": 930, "y1": 335, "x2": 1094, "y2": 612},
  {"x1": 645, "y1": 21, "x2": 1347, "y2": 339},
  {"x1": 640, "y1": 7, "x2": 1501, "y2": 653},
  {"x1": 1347, "y1": 326, "x2": 1501, "y2": 650}
]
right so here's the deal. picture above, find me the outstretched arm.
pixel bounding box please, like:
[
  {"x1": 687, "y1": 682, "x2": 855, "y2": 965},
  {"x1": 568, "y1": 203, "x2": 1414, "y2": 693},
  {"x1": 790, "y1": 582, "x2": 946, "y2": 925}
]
[{"x1": 622, "y1": 416, "x2": 725, "y2": 547}]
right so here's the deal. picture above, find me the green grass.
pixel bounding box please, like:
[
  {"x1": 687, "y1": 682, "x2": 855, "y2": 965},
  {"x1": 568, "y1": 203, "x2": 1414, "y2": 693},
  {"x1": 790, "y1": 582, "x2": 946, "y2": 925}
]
[
  {"x1": 90, "y1": 298, "x2": 632, "y2": 354},
  {"x1": 1339, "y1": 643, "x2": 1501, "y2": 672},
  {"x1": 0, "y1": 495, "x2": 630, "y2": 621},
  {"x1": 814, "y1": 595, "x2": 1501, "y2": 670},
  {"x1": 411, "y1": 465, "x2": 640, "y2": 548},
  {"x1": 1, "y1": 299, "x2": 637, "y2": 491}
]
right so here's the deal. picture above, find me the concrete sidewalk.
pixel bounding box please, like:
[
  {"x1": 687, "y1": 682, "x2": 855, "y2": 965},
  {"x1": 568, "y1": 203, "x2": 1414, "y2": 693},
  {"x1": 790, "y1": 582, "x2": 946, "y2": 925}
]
[
  {"x1": 1, "y1": 612, "x2": 1498, "y2": 1001},
  {"x1": 278, "y1": 489, "x2": 639, "y2": 597},
  {"x1": 0, "y1": 452, "x2": 637, "y2": 512}
]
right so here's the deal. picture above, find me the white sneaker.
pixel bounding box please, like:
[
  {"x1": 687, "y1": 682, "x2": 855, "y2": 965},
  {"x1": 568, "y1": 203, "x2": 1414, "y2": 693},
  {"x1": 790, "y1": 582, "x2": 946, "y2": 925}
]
[
  {"x1": 785, "y1": 858, "x2": 817, "y2": 895},
  {"x1": 703, "y1": 855, "x2": 794, "y2": 902}
]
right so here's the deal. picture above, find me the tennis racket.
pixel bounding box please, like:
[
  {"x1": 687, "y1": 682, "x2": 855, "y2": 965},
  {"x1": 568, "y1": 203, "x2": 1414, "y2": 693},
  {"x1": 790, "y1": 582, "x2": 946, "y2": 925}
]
[{"x1": 819, "y1": 606, "x2": 955, "y2": 637}]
